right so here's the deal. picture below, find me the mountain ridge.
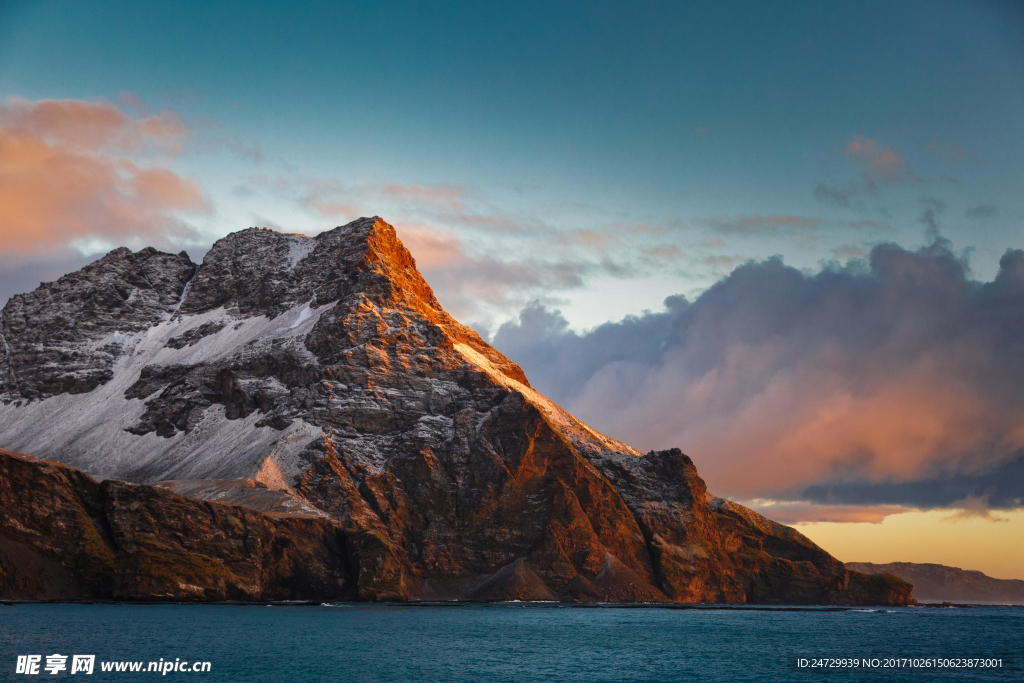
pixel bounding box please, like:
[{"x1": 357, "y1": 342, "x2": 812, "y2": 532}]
[
  {"x1": 847, "y1": 561, "x2": 1024, "y2": 604},
  {"x1": 0, "y1": 217, "x2": 911, "y2": 604}
]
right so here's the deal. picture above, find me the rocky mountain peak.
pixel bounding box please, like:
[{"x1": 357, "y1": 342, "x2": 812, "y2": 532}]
[
  {"x1": 179, "y1": 217, "x2": 443, "y2": 319},
  {"x1": 0, "y1": 216, "x2": 911, "y2": 605}
]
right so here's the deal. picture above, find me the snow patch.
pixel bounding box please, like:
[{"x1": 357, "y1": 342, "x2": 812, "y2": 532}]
[
  {"x1": 286, "y1": 235, "x2": 316, "y2": 268},
  {"x1": 0, "y1": 301, "x2": 331, "y2": 483}
]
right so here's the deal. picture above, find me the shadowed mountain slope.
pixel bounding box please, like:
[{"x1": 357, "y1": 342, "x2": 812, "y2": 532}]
[{"x1": 848, "y1": 562, "x2": 1023, "y2": 604}]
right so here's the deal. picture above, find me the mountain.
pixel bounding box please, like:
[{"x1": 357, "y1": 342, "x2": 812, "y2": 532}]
[
  {"x1": 847, "y1": 562, "x2": 1024, "y2": 604},
  {"x1": 0, "y1": 448, "x2": 357, "y2": 601},
  {"x1": 0, "y1": 217, "x2": 910, "y2": 604}
]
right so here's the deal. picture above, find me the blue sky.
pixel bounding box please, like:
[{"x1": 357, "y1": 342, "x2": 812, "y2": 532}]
[{"x1": 1, "y1": 0, "x2": 1022, "y2": 329}]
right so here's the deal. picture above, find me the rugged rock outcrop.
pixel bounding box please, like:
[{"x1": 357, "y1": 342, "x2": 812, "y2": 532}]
[
  {"x1": 0, "y1": 247, "x2": 194, "y2": 399},
  {"x1": 0, "y1": 448, "x2": 395, "y2": 601},
  {"x1": 0, "y1": 218, "x2": 911, "y2": 604},
  {"x1": 848, "y1": 562, "x2": 1024, "y2": 604}
]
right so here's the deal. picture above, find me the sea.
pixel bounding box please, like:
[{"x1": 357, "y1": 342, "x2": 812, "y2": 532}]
[{"x1": 0, "y1": 603, "x2": 1020, "y2": 681}]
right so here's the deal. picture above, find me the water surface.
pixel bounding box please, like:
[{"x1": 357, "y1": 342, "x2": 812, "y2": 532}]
[{"x1": 1, "y1": 603, "x2": 1019, "y2": 681}]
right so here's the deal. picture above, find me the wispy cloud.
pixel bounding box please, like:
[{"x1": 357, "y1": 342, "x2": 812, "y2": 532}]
[
  {"x1": 924, "y1": 140, "x2": 979, "y2": 163},
  {"x1": 918, "y1": 196, "x2": 946, "y2": 238},
  {"x1": 813, "y1": 135, "x2": 916, "y2": 210},
  {"x1": 0, "y1": 96, "x2": 208, "y2": 254},
  {"x1": 380, "y1": 183, "x2": 466, "y2": 209},
  {"x1": 704, "y1": 214, "x2": 820, "y2": 234},
  {"x1": 965, "y1": 204, "x2": 997, "y2": 220},
  {"x1": 748, "y1": 500, "x2": 912, "y2": 524},
  {"x1": 813, "y1": 183, "x2": 851, "y2": 207},
  {"x1": 844, "y1": 135, "x2": 907, "y2": 182}
]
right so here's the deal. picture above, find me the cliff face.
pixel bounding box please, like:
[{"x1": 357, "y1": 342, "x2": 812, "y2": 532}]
[
  {"x1": 0, "y1": 449, "x2": 366, "y2": 601},
  {"x1": 0, "y1": 218, "x2": 911, "y2": 604},
  {"x1": 848, "y1": 562, "x2": 1024, "y2": 604}
]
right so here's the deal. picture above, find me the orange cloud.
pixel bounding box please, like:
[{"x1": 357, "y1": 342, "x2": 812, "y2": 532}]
[
  {"x1": 748, "y1": 501, "x2": 911, "y2": 524},
  {"x1": 0, "y1": 96, "x2": 186, "y2": 152},
  {"x1": 393, "y1": 223, "x2": 466, "y2": 269},
  {"x1": 845, "y1": 135, "x2": 906, "y2": 181},
  {"x1": 567, "y1": 229, "x2": 612, "y2": 247},
  {"x1": 388, "y1": 221, "x2": 586, "y2": 321},
  {"x1": 0, "y1": 97, "x2": 206, "y2": 253},
  {"x1": 642, "y1": 245, "x2": 682, "y2": 259},
  {"x1": 575, "y1": 331, "x2": 1022, "y2": 498}
]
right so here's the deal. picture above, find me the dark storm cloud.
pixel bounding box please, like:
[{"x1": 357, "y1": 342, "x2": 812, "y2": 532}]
[
  {"x1": 803, "y1": 451, "x2": 1024, "y2": 509},
  {"x1": 493, "y1": 242, "x2": 1024, "y2": 509}
]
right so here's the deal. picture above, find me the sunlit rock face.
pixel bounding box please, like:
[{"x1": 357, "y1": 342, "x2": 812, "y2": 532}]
[{"x1": 0, "y1": 217, "x2": 911, "y2": 604}]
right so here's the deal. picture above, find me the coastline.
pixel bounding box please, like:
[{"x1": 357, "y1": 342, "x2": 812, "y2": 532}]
[{"x1": 4, "y1": 599, "x2": 1016, "y2": 609}]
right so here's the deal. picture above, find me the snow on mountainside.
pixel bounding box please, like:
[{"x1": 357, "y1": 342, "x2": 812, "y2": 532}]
[
  {"x1": 0, "y1": 217, "x2": 912, "y2": 604},
  {"x1": 0, "y1": 219, "x2": 628, "y2": 483}
]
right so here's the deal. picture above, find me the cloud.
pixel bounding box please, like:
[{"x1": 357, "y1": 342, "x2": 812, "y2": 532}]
[
  {"x1": 842, "y1": 219, "x2": 891, "y2": 230},
  {"x1": 813, "y1": 137, "x2": 912, "y2": 209},
  {"x1": 966, "y1": 204, "x2": 997, "y2": 220},
  {"x1": 694, "y1": 238, "x2": 722, "y2": 249},
  {"x1": 0, "y1": 96, "x2": 207, "y2": 254},
  {"x1": 813, "y1": 183, "x2": 851, "y2": 207},
  {"x1": 704, "y1": 214, "x2": 820, "y2": 234},
  {"x1": 748, "y1": 501, "x2": 911, "y2": 524},
  {"x1": 493, "y1": 242, "x2": 1024, "y2": 513},
  {"x1": 241, "y1": 175, "x2": 470, "y2": 220},
  {"x1": 561, "y1": 229, "x2": 612, "y2": 247},
  {"x1": 392, "y1": 223, "x2": 588, "y2": 322},
  {"x1": 237, "y1": 173, "x2": 665, "y2": 323},
  {"x1": 844, "y1": 135, "x2": 907, "y2": 182},
  {"x1": 918, "y1": 196, "x2": 946, "y2": 240},
  {"x1": 0, "y1": 96, "x2": 187, "y2": 152},
  {"x1": 831, "y1": 244, "x2": 868, "y2": 260},
  {"x1": 942, "y1": 497, "x2": 1009, "y2": 523},
  {"x1": 642, "y1": 245, "x2": 682, "y2": 259},
  {"x1": 924, "y1": 140, "x2": 979, "y2": 163},
  {"x1": 629, "y1": 222, "x2": 677, "y2": 235},
  {"x1": 802, "y1": 451, "x2": 1024, "y2": 510},
  {"x1": 380, "y1": 183, "x2": 465, "y2": 209},
  {"x1": 244, "y1": 174, "x2": 533, "y2": 235}
]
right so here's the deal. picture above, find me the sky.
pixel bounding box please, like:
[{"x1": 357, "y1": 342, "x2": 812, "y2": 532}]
[{"x1": 1, "y1": 0, "x2": 1022, "y2": 578}]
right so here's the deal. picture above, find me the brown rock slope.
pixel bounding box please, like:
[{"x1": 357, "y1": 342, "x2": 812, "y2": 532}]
[{"x1": 0, "y1": 218, "x2": 911, "y2": 604}]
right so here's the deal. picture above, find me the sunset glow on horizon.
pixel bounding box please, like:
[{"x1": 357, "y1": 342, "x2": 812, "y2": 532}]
[{"x1": 793, "y1": 509, "x2": 1024, "y2": 582}]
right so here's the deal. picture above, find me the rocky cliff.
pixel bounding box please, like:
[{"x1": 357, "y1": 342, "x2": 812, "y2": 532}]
[
  {"x1": 848, "y1": 562, "x2": 1023, "y2": 604},
  {"x1": 0, "y1": 448, "x2": 402, "y2": 601},
  {"x1": 0, "y1": 217, "x2": 911, "y2": 604}
]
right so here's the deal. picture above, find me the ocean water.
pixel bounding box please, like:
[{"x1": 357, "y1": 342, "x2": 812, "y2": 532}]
[{"x1": 0, "y1": 603, "x2": 1020, "y2": 681}]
